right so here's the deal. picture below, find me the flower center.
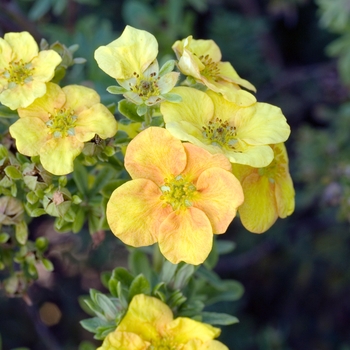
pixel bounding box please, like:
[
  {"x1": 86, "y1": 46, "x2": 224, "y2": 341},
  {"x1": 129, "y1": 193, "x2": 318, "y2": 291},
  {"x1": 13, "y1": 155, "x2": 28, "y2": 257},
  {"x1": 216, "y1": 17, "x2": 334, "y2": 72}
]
[
  {"x1": 46, "y1": 108, "x2": 77, "y2": 138},
  {"x1": 258, "y1": 146, "x2": 287, "y2": 183},
  {"x1": 129, "y1": 71, "x2": 161, "y2": 100},
  {"x1": 202, "y1": 117, "x2": 237, "y2": 149},
  {"x1": 149, "y1": 337, "x2": 180, "y2": 350},
  {"x1": 199, "y1": 54, "x2": 220, "y2": 79},
  {"x1": 3, "y1": 60, "x2": 34, "y2": 88},
  {"x1": 160, "y1": 175, "x2": 197, "y2": 211}
]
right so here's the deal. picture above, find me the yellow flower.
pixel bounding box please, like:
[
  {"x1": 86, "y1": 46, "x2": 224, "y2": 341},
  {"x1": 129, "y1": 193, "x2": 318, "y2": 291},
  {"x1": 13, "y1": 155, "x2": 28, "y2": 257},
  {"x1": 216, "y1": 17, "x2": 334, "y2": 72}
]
[
  {"x1": 0, "y1": 31, "x2": 62, "y2": 110},
  {"x1": 172, "y1": 35, "x2": 256, "y2": 106},
  {"x1": 232, "y1": 143, "x2": 295, "y2": 233},
  {"x1": 98, "y1": 294, "x2": 229, "y2": 350},
  {"x1": 9, "y1": 82, "x2": 117, "y2": 175},
  {"x1": 94, "y1": 25, "x2": 179, "y2": 107},
  {"x1": 161, "y1": 87, "x2": 290, "y2": 168},
  {"x1": 106, "y1": 127, "x2": 243, "y2": 265}
]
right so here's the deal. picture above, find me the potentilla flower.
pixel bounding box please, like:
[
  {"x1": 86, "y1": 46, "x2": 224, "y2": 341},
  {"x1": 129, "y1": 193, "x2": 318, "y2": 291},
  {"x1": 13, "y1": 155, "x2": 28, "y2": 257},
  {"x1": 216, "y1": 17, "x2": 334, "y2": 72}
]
[
  {"x1": 232, "y1": 143, "x2": 295, "y2": 233},
  {"x1": 106, "y1": 127, "x2": 243, "y2": 265},
  {"x1": 94, "y1": 25, "x2": 179, "y2": 107},
  {"x1": 0, "y1": 31, "x2": 62, "y2": 110},
  {"x1": 98, "y1": 294, "x2": 229, "y2": 350},
  {"x1": 161, "y1": 87, "x2": 290, "y2": 168},
  {"x1": 9, "y1": 82, "x2": 117, "y2": 175},
  {"x1": 172, "y1": 35, "x2": 256, "y2": 106}
]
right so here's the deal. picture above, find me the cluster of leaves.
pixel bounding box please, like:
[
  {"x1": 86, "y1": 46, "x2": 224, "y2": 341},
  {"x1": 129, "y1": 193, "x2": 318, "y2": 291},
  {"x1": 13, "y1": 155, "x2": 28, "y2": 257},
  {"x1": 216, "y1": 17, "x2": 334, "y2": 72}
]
[{"x1": 80, "y1": 244, "x2": 243, "y2": 340}]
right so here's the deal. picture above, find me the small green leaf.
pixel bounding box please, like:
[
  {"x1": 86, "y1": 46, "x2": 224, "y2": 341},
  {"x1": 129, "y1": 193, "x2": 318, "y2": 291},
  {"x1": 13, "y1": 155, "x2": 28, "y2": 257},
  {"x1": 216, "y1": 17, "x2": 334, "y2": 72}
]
[
  {"x1": 0, "y1": 233, "x2": 10, "y2": 243},
  {"x1": 107, "y1": 85, "x2": 127, "y2": 94},
  {"x1": 73, "y1": 159, "x2": 89, "y2": 196},
  {"x1": 72, "y1": 207, "x2": 85, "y2": 233},
  {"x1": 128, "y1": 274, "x2": 151, "y2": 300},
  {"x1": 95, "y1": 293, "x2": 118, "y2": 320},
  {"x1": 15, "y1": 221, "x2": 28, "y2": 245},
  {"x1": 110, "y1": 267, "x2": 134, "y2": 288},
  {"x1": 162, "y1": 93, "x2": 182, "y2": 103},
  {"x1": 35, "y1": 237, "x2": 48, "y2": 251},
  {"x1": 201, "y1": 312, "x2": 239, "y2": 325},
  {"x1": 41, "y1": 258, "x2": 54, "y2": 271},
  {"x1": 160, "y1": 260, "x2": 178, "y2": 284},
  {"x1": 26, "y1": 191, "x2": 39, "y2": 204},
  {"x1": 118, "y1": 99, "x2": 143, "y2": 122},
  {"x1": 136, "y1": 104, "x2": 147, "y2": 116},
  {"x1": 128, "y1": 249, "x2": 152, "y2": 281},
  {"x1": 172, "y1": 263, "x2": 195, "y2": 290},
  {"x1": 4, "y1": 166, "x2": 22, "y2": 180},
  {"x1": 159, "y1": 60, "x2": 176, "y2": 76},
  {"x1": 80, "y1": 317, "x2": 107, "y2": 333}
]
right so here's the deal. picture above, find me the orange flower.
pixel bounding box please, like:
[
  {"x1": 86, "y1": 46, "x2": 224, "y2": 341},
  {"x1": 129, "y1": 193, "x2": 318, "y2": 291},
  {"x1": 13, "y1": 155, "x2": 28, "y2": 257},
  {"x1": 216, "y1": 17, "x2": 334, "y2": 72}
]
[{"x1": 106, "y1": 127, "x2": 244, "y2": 265}]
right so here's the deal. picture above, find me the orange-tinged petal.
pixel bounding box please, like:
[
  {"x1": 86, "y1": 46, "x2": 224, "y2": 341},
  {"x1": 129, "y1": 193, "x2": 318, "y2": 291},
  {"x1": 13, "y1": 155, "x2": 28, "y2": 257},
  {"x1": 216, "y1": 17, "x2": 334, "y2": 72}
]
[
  {"x1": 4, "y1": 31, "x2": 38, "y2": 62},
  {"x1": 106, "y1": 178, "x2": 171, "y2": 247},
  {"x1": 182, "y1": 143, "x2": 231, "y2": 183},
  {"x1": 75, "y1": 103, "x2": 117, "y2": 142},
  {"x1": 239, "y1": 173, "x2": 278, "y2": 233},
  {"x1": 117, "y1": 294, "x2": 173, "y2": 342},
  {"x1": 62, "y1": 85, "x2": 100, "y2": 114},
  {"x1": 9, "y1": 117, "x2": 48, "y2": 156},
  {"x1": 167, "y1": 317, "x2": 220, "y2": 343},
  {"x1": 194, "y1": 167, "x2": 244, "y2": 233},
  {"x1": 158, "y1": 207, "x2": 213, "y2": 265},
  {"x1": 97, "y1": 330, "x2": 149, "y2": 350},
  {"x1": 40, "y1": 137, "x2": 84, "y2": 175},
  {"x1": 161, "y1": 87, "x2": 214, "y2": 125},
  {"x1": 125, "y1": 127, "x2": 187, "y2": 186}
]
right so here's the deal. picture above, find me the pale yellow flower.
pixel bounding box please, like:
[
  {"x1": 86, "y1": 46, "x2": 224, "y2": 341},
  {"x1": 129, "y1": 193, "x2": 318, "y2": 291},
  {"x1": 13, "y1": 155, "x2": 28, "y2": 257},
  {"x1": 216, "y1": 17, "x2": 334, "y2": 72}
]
[
  {"x1": 0, "y1": 31, "x2": 62, "y2": 110},
  {"x1": 98, "y1": 294, "x2": 229, "y2": 350},
  {"x1": 161, "y1": 87, "x2": 291, "y2": 168},
  {"x1": 172, "y1": 35, "x2": 256, "y2": 106},
  {"x1": 9, "y1": 82, "x2": 117, "y2": 175},
  {"x1": 94, "y1": 25, "x2": 179, "y2": 107},
  {"x1": 232, "y1": 143, "x2": 295, "y2": 233},
  {"x1": 106, "y1": 127, "x2": 243, "y2": 265}
]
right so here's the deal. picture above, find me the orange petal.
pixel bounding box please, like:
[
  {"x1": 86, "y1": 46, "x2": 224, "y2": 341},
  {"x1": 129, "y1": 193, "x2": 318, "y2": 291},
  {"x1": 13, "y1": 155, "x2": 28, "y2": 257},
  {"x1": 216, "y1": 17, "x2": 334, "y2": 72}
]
[
  {"x1": 194, "y1": 167, "x2": 244, "y2": 233},
  {"x1": 106, "y1": 178, "x2": 171, "y2": 247},
  {"x1": 97, "y1": 330, "x2": 149, "y2": 350},
  {"x1": 158, "y1": 207, "x2": 213, "y2": 265},
  {"x1": 125, "y1": 127, "x2": 187, "y2": 186}
]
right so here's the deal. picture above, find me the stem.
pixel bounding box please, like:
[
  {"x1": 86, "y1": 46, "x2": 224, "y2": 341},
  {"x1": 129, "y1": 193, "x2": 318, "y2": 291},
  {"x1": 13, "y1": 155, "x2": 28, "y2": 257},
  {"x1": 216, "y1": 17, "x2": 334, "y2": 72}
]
[
  {"x1": 152, "y1": 244, "x2": 163, "y2": 273},
  {"x1": 144, "y1": 107, "x2": 153, "y2": 127}
]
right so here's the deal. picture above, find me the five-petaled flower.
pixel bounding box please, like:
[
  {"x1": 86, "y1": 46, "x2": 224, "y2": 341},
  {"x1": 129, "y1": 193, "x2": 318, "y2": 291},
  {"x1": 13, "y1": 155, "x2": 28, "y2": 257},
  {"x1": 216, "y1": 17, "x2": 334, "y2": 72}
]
[
  {"x1": 232, "y1": 143, "x2": 295, "y2": 233},
  {"x1": 161, "y1": 87, "x2": 291, "y2": 168},
  {"x1": 172, "y1": 35, "x2": 256, "y2": 106},
  {"x1": 0, "y1": 31, "x2": 62, "y2": 110},
  {"x1": 9, "y1": 82, "x2": 118, "y2": 175},
  {"x1": 94, "y1": 25, "x2": 179, "y2": 107},
  {"x1": 106, "y1": 127, "x2": 244, "y2": 265},
  {"x1": 98, "y1": 294, "x2": 229, "y2": 350}
]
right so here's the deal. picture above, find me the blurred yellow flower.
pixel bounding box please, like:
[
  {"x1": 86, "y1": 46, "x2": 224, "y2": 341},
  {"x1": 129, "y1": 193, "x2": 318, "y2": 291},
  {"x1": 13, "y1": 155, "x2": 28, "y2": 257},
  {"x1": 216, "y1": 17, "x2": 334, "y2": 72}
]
[
  {"x1": 0, "y1": 31, "x2": 62, "y2": 110},
  {"x1": 161, "y1": 87, "x2": 291, "y2": 168},
  {"x1": 94, "y1": 25, "x2": 179, "y2": 107},
  {"x1": 232, "y1": 143, "x2": 295, "y2": 233},
  {"x1": 106, "y1": 127, "x2": 243, "y2": 265},
  {"x1": 9, "y1": 82, "x2": 117, "y2": 175},
  {"x1": 172, "y1": 35, "x2": 256, "y2": 106},
  {"x1": 98, "y1": 294, "x2": 229, "y2": 350}
]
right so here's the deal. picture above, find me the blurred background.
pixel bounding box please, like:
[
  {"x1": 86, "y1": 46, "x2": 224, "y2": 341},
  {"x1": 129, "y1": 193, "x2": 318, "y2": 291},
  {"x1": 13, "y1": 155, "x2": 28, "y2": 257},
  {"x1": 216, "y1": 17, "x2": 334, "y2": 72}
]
[{"x1": 0, "y1": 0, "x2": 350, "y2": 349}]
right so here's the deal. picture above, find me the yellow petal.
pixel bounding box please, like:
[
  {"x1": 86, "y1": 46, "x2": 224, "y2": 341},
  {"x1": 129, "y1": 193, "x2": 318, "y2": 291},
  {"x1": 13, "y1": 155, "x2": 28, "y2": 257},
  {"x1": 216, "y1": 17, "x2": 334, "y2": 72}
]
[
  {"x1": 9, "y1": 117, "x2": 48, "y2": 156},
  {"x1": 94, "y1": 25, "x2": 158, "y2": 79},
  {"x1": 31, "y1": 50, "x2": 62, "y2": 81},
  {"x1": 184, "y1": 37, "x2": 222, "y2": 62},
  {"x1": 117, "y1": 294, "x2": 173, "y2": 342},
  {"x1": 275, "y1": 171, "x2": 295, "y2": 218},
  {"x1": 158, "y1": 207, "x2": 213, "y2": 265},
  {"x1": 62, "y1": 85, "x2": 100, "y2": 114},
  {"x1": 106, "y1": 178, "x2": 171, "y2": 247},
  {"x1": 183, "y1": 339, "x2": 229, "y2": 350},
  {"x1": 194, "y1": 167, "x2": 244, "y2": 233},
  {"x1": 75, "y1": 103, "x2": 117, "y2": 142},
  {"x1": 225, "y1": 144, "x2": 274, "y2": 167},
  {"x1": 40, "y1": 137, "x2": 84, "y2": 175},
  {"x1": 125, "y1": 127, "x2": 187, "y2": 186},
  {"x1": 239, "y1": 173, "x2": 278, "y2": 233},
  {"x1": 0, "y1": 37, "x2": 12, "y2": 68},
  {"x1": 167, "y1": 317, "x2": 221, "y2": 343},
  {"x1": 4, "y1": 31, "x2": 38, "y2": 62},
  {"x1": 161, "y1": 86, "x2": 214, "y2": 124},
  {"x1": 177, "y1": 47, "x2": 204, "y2": 79},
  {"x1": 97, "y1": 330, "x2": 149, "y2": 350}
]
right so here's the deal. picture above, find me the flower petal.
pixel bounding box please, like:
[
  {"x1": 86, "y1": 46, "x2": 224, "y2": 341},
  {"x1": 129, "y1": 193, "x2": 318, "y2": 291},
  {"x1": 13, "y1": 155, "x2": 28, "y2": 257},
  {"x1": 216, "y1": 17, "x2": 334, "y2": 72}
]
[
  {"x1": 9, "y1": 117, "x2": 48, "y2": 156},
  {"x1": 4, "y1": 32, "x2": 38, "y2": 62},
  {"x1": 117, "y1": 294, "x2": 173, "y2": 342},
  {"x1": 40, "y1": 136, "x2": 84, "y2": 175},
  {"x1": 62, "y1": 85, "x2": 100, "y2": 114},
  {"x1": 239, "y1": 173, "x2": 278, "y2": 233},
  {"x1": 125, "y1": 127, "x2": 187, "y2": 185},
  {"x1": 106, "y1": 178, "x2": 171, "y2": 246},
  {"x1": 194, "y1": 167, "x2": 244, "y2": 233},
  {"x1": 158, "y1": 207, "x2": 213, "y2": 265},
  {"x1": 97, "y1": 330, "x2": 149, "y2": 350},
  {"x1": 31, "y1": 50, "x2": 62, "y2": 81},
  {"x1": 275, "y1": 171, "x2": 295, "y2": 218},
  {"x1": 157, "y1": 71, "x2": 180, "y2": 93},
  {"x1": 0, "y1": 38, "x2": 12, "y2": 69},
  {"x1": 75, "y1": 103, "x2": 117, "y2": 142},
  {"x1": 183, "y1": 339, "x2": 229, "y2": 350},
  {"x1": 94, "y1": 25, "x2": 158, "y2": 79}
]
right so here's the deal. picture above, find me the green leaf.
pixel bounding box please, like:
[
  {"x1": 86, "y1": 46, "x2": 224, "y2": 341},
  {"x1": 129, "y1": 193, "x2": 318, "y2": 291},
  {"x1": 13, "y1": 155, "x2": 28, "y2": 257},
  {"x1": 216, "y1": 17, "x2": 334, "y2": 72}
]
[
  {"x1": 28, "y1": 0, "x2": 53, "y2": 20},
  {"x1": 41, "y1": 258, "x2": 54, "y2": 272},
  {"x1": 136, "y1": 104, "x2": 147, "y2": 116},
  {"x1": 101, "y1": 179, "x2": 128, "y2": 198},
  {"x1": 159, "y1": 60, "x2": 176, "y2": 76},
  {"x1": 160, "y1": 260, "x2": 178, "y2": 284},
  {"x1": 162, "y1": 93, "x2": 182, "y2": 103},
  {"x1": 15, "y1": 221, "x2": 28, "y2": 245},
  {"x1": 128, "y1": 249, "x2": 152, "y2": 281},
  {"x1": 128, "y1": 274, "x2": 151, "y2": 301},
  {"x1": 80, "y1": 317, "x2": 107, "y2": 333},
  {"x1": 88, "y1": 166, "x2": 116, "y2": 198},
  {"x1": 95, "y1": 293, "x2": 118, "y2": 321},
  {"x1": 201, "y1": 312, "x2": 239, "y2": 325},
  {"x1": 0, "y1": 105, "x2": 18, "y2": 118},
  {"x1": 118, "y1": 99, "x2": 143, "y2": 122},
  {"x1": 0, "y1": 233, "x2": 10, "y2": 243},
  {"x1": 73, "y1": 159, "x2": 89, "y2": 196},
  {"x1": 107, "y1": 85, "x2": 127, "y2": 94},
  {"x1": 110, "y1": 267, "x2": 134, "y2": 288},
  {"x1": 4, "y1": 166, "x2": 22, "y2": 180},
  {"x1": 216, "y1": 240, "x2": 236, "y2": 255},
  {"x1": 172, "y1": 263, "x2": 195, "y2": 290},
  {"x1": 26, "y1": 191, "x2": 39, "y2": 205},
  {"x1": 72, "y1": 207, "x2": 85, "y2": 233},
  {"x1": 35, "y1": 237, "x2": 48, "y2": 251}
]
